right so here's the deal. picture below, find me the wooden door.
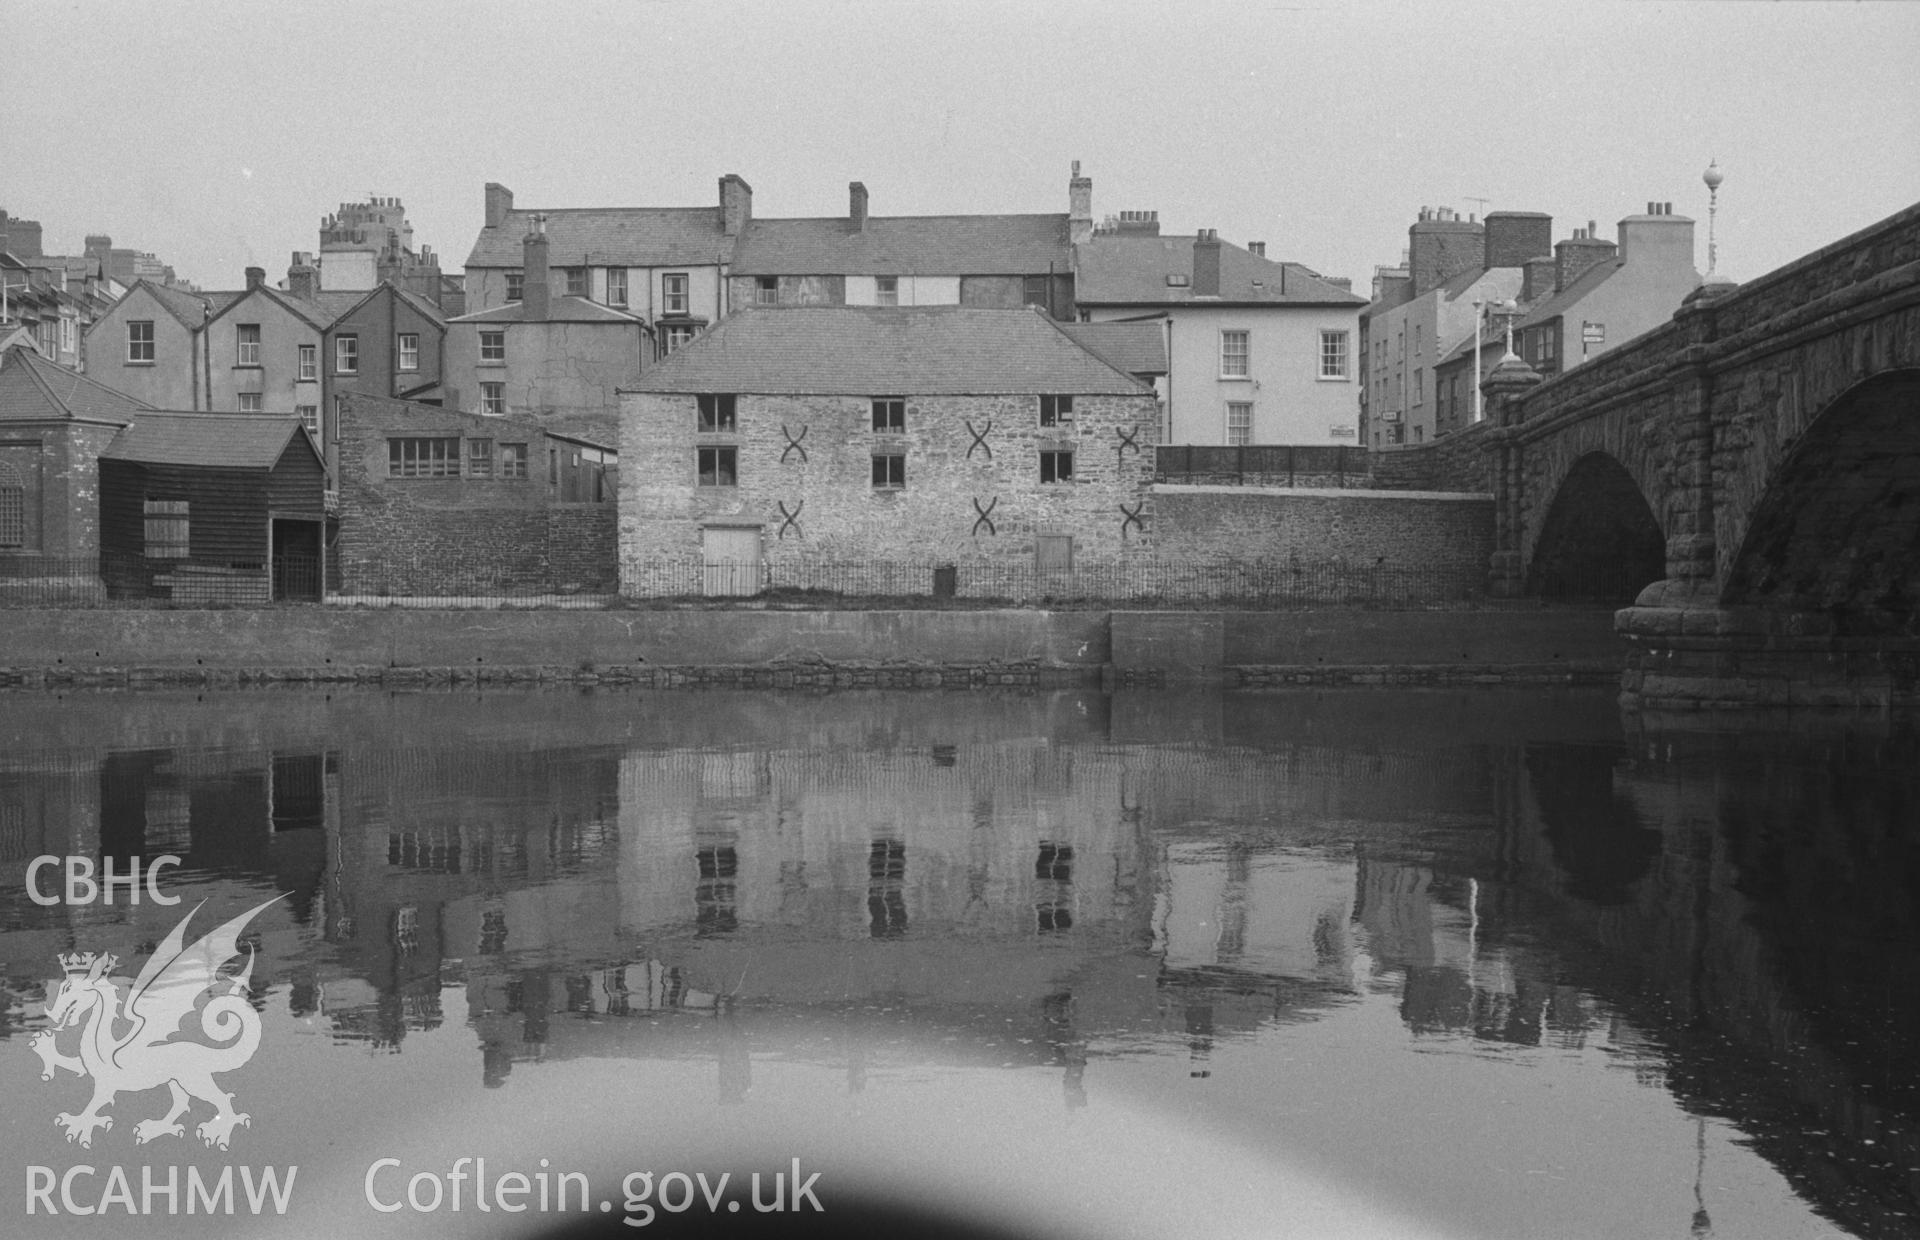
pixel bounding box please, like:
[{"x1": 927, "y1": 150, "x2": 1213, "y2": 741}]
[{"x1": 701, "y1": 527, "x2": 761, "y2": 597}]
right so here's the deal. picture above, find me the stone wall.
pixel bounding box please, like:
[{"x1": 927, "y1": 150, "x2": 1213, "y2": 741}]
[
  {"x1": 1366, "y1": 426, "x2": 1493, "y2": 492},
  {"x1": 619, "y1": 389, "x2": 1161, "y2": 594}
]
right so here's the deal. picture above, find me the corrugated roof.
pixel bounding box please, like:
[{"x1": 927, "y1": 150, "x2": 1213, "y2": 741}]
[
  {"x1": 464, "y1": 207, "x2": 729, "y2": 269},
  {"x1": 730, "y1": 214, "x2": 1072, "y2": 276},
  {"x1": 0, "y1": 343, "x2": 150, "y2": 423},
  {"x1": 449, "y1": 296, "x2": 644, "y2": 324},
  {"x1": 625, "y1": 306, "x2": 1150, "y2": 395},
  {"x1": 1076, "y1": 235, "x2": 1365, "y2": 306},
  {"x1": 1059, "y1": 321, "x2": 1168, "y2": 375},
  {"x1": 103, "y1": 411, "x2": 314, "y2": 469}
]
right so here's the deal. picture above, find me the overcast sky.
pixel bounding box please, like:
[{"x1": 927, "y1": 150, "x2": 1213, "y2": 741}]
[{"x1": 8, "y1": 0, "x2": 1917, "y2": 292}]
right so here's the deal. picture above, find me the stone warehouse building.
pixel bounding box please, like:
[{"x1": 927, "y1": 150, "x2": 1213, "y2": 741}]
[{"x1": 617, "y1": 306, "x2": 1161, "y2": 595}]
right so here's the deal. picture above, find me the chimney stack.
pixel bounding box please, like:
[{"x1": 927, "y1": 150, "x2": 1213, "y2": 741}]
[
  {"x1": 522, "y1": 214, "x2": 551, "y2": 321},
  {"x1": 1482, "y1": 211, "x2": 1553, "y2": 271},
  {"x1": 849, "y1": 182, "x2": 869, "y2": 233},
  {"x1": 245, "y1": 266, "x2": 266, "y2": 290},
  {"x1": 287, "y1": 252, "x2": 318, "y2": 301},
  {"x1": 1193, "y1": 229, "x2": 1222, "y2": 297},
  {"x1": 718, "y1": 174, "x2": 753, "y2": 237},
  {"x1": 1522, "y1": 255, "x2": 1557, "y2": 302},
  {"x1": 1555, "y1": 227, "x2": 1617, "y2": 292},
  {"x1": 485, "y1": 182, "x2": 515, "y2": 230},
  {"x1": 1069, "y1": 161, "x2": 1093, "y2": 245}
]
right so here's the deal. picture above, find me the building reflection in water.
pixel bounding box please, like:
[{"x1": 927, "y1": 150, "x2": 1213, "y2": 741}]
[{"x1": 0, "y1": 689, "x2": 1913, "y2": 1238}]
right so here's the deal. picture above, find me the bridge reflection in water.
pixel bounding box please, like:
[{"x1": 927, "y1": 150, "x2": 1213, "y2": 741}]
[{"x1": 0, "y1": 688, "x2": 1912, "y2": 1239}]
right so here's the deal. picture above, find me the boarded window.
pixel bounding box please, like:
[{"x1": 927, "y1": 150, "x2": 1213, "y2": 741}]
[
  {"x1": 1036, "y1": 534, "x2": 1073, "y2": 571},
  {"x1": 143, "y1": 499, "x2": 189, "y2": 559}
]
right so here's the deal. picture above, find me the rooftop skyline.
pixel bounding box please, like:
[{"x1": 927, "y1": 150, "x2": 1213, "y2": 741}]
[{"x1": 6, "y1": 0, "x2": 1916, "y2": 291}]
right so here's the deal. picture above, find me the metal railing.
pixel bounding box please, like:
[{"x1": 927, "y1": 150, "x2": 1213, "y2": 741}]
[{"x1": 1155, "y1": 445, "x2": 1366, "y2": 488}]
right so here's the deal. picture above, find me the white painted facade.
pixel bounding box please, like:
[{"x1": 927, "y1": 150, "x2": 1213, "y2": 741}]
[{"x1": 843, "y1": 275, "x2": 962, "y2": 306}]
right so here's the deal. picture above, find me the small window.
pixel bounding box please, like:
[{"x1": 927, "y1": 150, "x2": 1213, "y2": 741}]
[
  {"x1": 1414, "y1": 368, "x2": 1425, "y2": 403},
  {"x1": 1220, "y1": 330, "x2": 1249, "y2": 378},
  {"x1": 398, "y1": 333, "x2": 419, "y2": 372},
  {"x1": 697, "y1": 445, "x2": 738, "y2": 487},
  {"x1": 1039, "y1": 394, "x2": 1073, "y2": 427},
  {"x1": 1023, "y1": 275, "x2": 1050, "y2": 309},
  {"x1": 500, "y1": 443, "x2": 528, "y2": 479},
  {"x1": 298, "y1": 343, "x2": 317, "y2": 381},
  {"x1": 468, "y1": 438, "x2": 493, "y2": 477},
  {"x1": 697, "y1": 393, "x2": 736, "y2": 433},
  {"x1": 875, "y1": 275, "x2": 899, "y2": 306},
  {"x1": 871, "y1": 397, "x2": 904, "y2": 434},
  {"x1": 238, "y1": 393, "x2": 263, "y2": 413},
  {"x1": 143, "y1": 499, "x2": 189, "y2": 558},
  {"x1": 387, "y1": 436, "x2": 461, "y2": 478},
  {"x1": 871, "y1": 451, "x2": 905, "y2": 489},
  {"x1": 236, "y1": 324, "x2": 261, "y2": 367},
  {"x1": 127, "y1": 321, "x2": 155, "y2": 363},
  {"x1": 296, "y1": 405, "x2": 319, "y2": 436},
  {"x1": 480, "y1": 381, "x2": 505, "y2": 416},
  {"x1": 606, "y1": 269, "x2": 629, "y2": 306},
  {"x1": 564, "y1": 268, "x2": 587, "y2": 297},
  {"x1": 480, "y1": 330, "x2": 506, "y2": 362},
  {"x1": 1320, "y1": 330, "x2": 1349, "y2": 379},
  {"x1": 754, "y1": 276, "x2": 778, "y2": 306},
  {"x1": 1226, "y1": 401, "x2": 1252, "y2": 446},
  {"x1": 661, "y1": 324, "x2": 698, "y2": 356},
  {"x1": 336, "y1": 335, "x2": 359, "y2": 374},
  {"x1": 505, "y1": 271, "x2": 524, "y2": 302},
  {"x1": 1039, "y1": 450, "x2": 1073, "y2": 483},
  {"x1": 663, "y1": 273, "x2": 690, "y2": 316}
]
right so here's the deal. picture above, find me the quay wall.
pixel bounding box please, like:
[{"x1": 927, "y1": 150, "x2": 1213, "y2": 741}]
[{"x1": 0, "y1": 606, "x2": 1623, "y2": 689}]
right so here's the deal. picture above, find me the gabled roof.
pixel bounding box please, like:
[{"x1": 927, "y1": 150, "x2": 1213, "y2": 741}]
[
  {"x1": 0, "y1": 343, "x2": 150, "y2": 423},
  {"x1": 103, "y1": 411, "x2": 317, "y2": 470},
  {"x1": 465, "y1": 207, "x2": 730, "y2": 269},
  {"x1": 730, "y1": 214, "x2": 1072, "y2": 277},
  {"x1": 1059, "y1": 321, "x2": 1168, "y2": 376},
  {"x1": 449, "y1": 296, "x2": 643, "y2": 325},
  {"x1": 1513, "y1": 259, "x2": 1625, "y2": 330},
  {"x1": 125, "y1": 278, "x2": 215, "y2": 329},
  {"x1": 1075, "y1": 234, "x2": 1365, "y2": 306},
  {"x1": 331, "y1": 281, "x2": 449, "y2": 330},
  {"x1": 625, "y1": 306, "x2": 1150, "y2": 396}
]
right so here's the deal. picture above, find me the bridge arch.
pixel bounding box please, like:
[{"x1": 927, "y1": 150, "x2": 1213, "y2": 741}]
[
  {"x1": 1722, "y1": 367, "x2": 1920, "y2": 631},
  {"x1": 1525, "y1": 451, "x2": 1666, "y2": 602}
]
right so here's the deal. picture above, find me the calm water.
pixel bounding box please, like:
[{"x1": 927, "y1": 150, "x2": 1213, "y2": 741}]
[{"x1": 0, "y1": 687, "x2": 1913, "y2": 1239}]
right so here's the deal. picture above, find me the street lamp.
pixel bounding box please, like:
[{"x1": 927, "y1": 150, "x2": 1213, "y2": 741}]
[{"x1": 1470, "y1": 297, "x2": 1517, "y2": 425}]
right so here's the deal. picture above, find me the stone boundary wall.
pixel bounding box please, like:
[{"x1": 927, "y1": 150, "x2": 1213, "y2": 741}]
[
  {"x1": 0, "y1": 606, "x2": 1623, "y2": 690},
  {"x1": 1366, "y1": 427, "x2": 1494, "y2": 493}
]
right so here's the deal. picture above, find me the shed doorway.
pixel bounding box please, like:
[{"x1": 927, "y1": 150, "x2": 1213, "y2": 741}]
[
  {"x1": 271, "y1": 517, "x2": 323, "y2": 601},
  {"x1": 701, "y1": 526, "x2": 761, "y2": 597}
]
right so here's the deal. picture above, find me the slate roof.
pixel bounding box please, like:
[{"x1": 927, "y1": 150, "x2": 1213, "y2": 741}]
[
  {"x1": 1513, "y1": 259, "x2": 1624, "y2": 330},
  {"x1": 0, "y1": 343, "x2": 150, "y2": 423},
  {"x1": 1059, "y1": 321, "x2": 1168, "y2": 376},
  {"x1": 449, "y1": 296, "x2": 644, "y2": 325},
  {"x1": 137, "y1": 279, "x2": 217, "y2": 328},
  {"x1": 625, "y1": 306, "x2": 1151, "y2": 396},
  {"x1": 730, "y1": 214, "x2": 1072, "y2": 276},
  {"x1": 464, "y1": 207, "x2": 730, "y2": 269},
  {"x1": 103, "y1": 412, "x2": 313, "y2": 469},
  {"x1": 1076, "y1": 235, "x2": 1365, "y2": 306}
]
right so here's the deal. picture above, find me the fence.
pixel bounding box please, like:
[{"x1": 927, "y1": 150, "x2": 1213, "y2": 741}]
[{"x1": 1155, "y1": 445, "x2": 1367, "y2": 489}]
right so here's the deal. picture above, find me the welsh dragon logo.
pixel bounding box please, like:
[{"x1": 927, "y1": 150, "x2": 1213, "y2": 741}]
[{"x1": 30, "y1": 897, "x2": 281, "y2": 1150}]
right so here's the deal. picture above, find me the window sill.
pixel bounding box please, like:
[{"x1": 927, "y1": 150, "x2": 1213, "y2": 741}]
[
  {"x1": 125, "y1": 360, "x2": 156, "y2": 368},
  {"x1": 1316, "y1": 375, "x2": 1351, "y2": 383},
  {"x1": 335, "y1": 371, "x2": 359, "y2": 377},
  {"x1": 232, "y1": 365, "x2": 263, "y2": 371},
  {"x1": 1217, "y1": 374, "x2": 1252, "y2": 382}
]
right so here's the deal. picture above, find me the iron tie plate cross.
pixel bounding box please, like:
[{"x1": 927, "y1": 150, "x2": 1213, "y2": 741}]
[
  {"x1": 776, "y1": 499, "x2": 804, "y2": 539},
  {"x1": 972, "y1": 495, "x2": 998, "y2": 537},
  {"x1": 965, "y1": 419, "x2": 994, "y2": 461},
  {"x1": 1114, "y1": 424, "x2": 1141, "y2": 473},
  {"x1": 780, "y1": 424, "x2": 809, "y2": 464},
  {"x1": 1119, "y1": 501, "x2": 1146, "y2": 539}
]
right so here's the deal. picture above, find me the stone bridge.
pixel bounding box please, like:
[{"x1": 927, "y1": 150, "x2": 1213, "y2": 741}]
[{"x1": 1442, "y1": 200, "x2": 1920, "y2": 708}]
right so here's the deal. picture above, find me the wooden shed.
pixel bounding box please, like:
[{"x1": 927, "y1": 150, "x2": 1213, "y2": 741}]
[{"x1": 100, "y1": 413, "x2": 328, "y2": 602}]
